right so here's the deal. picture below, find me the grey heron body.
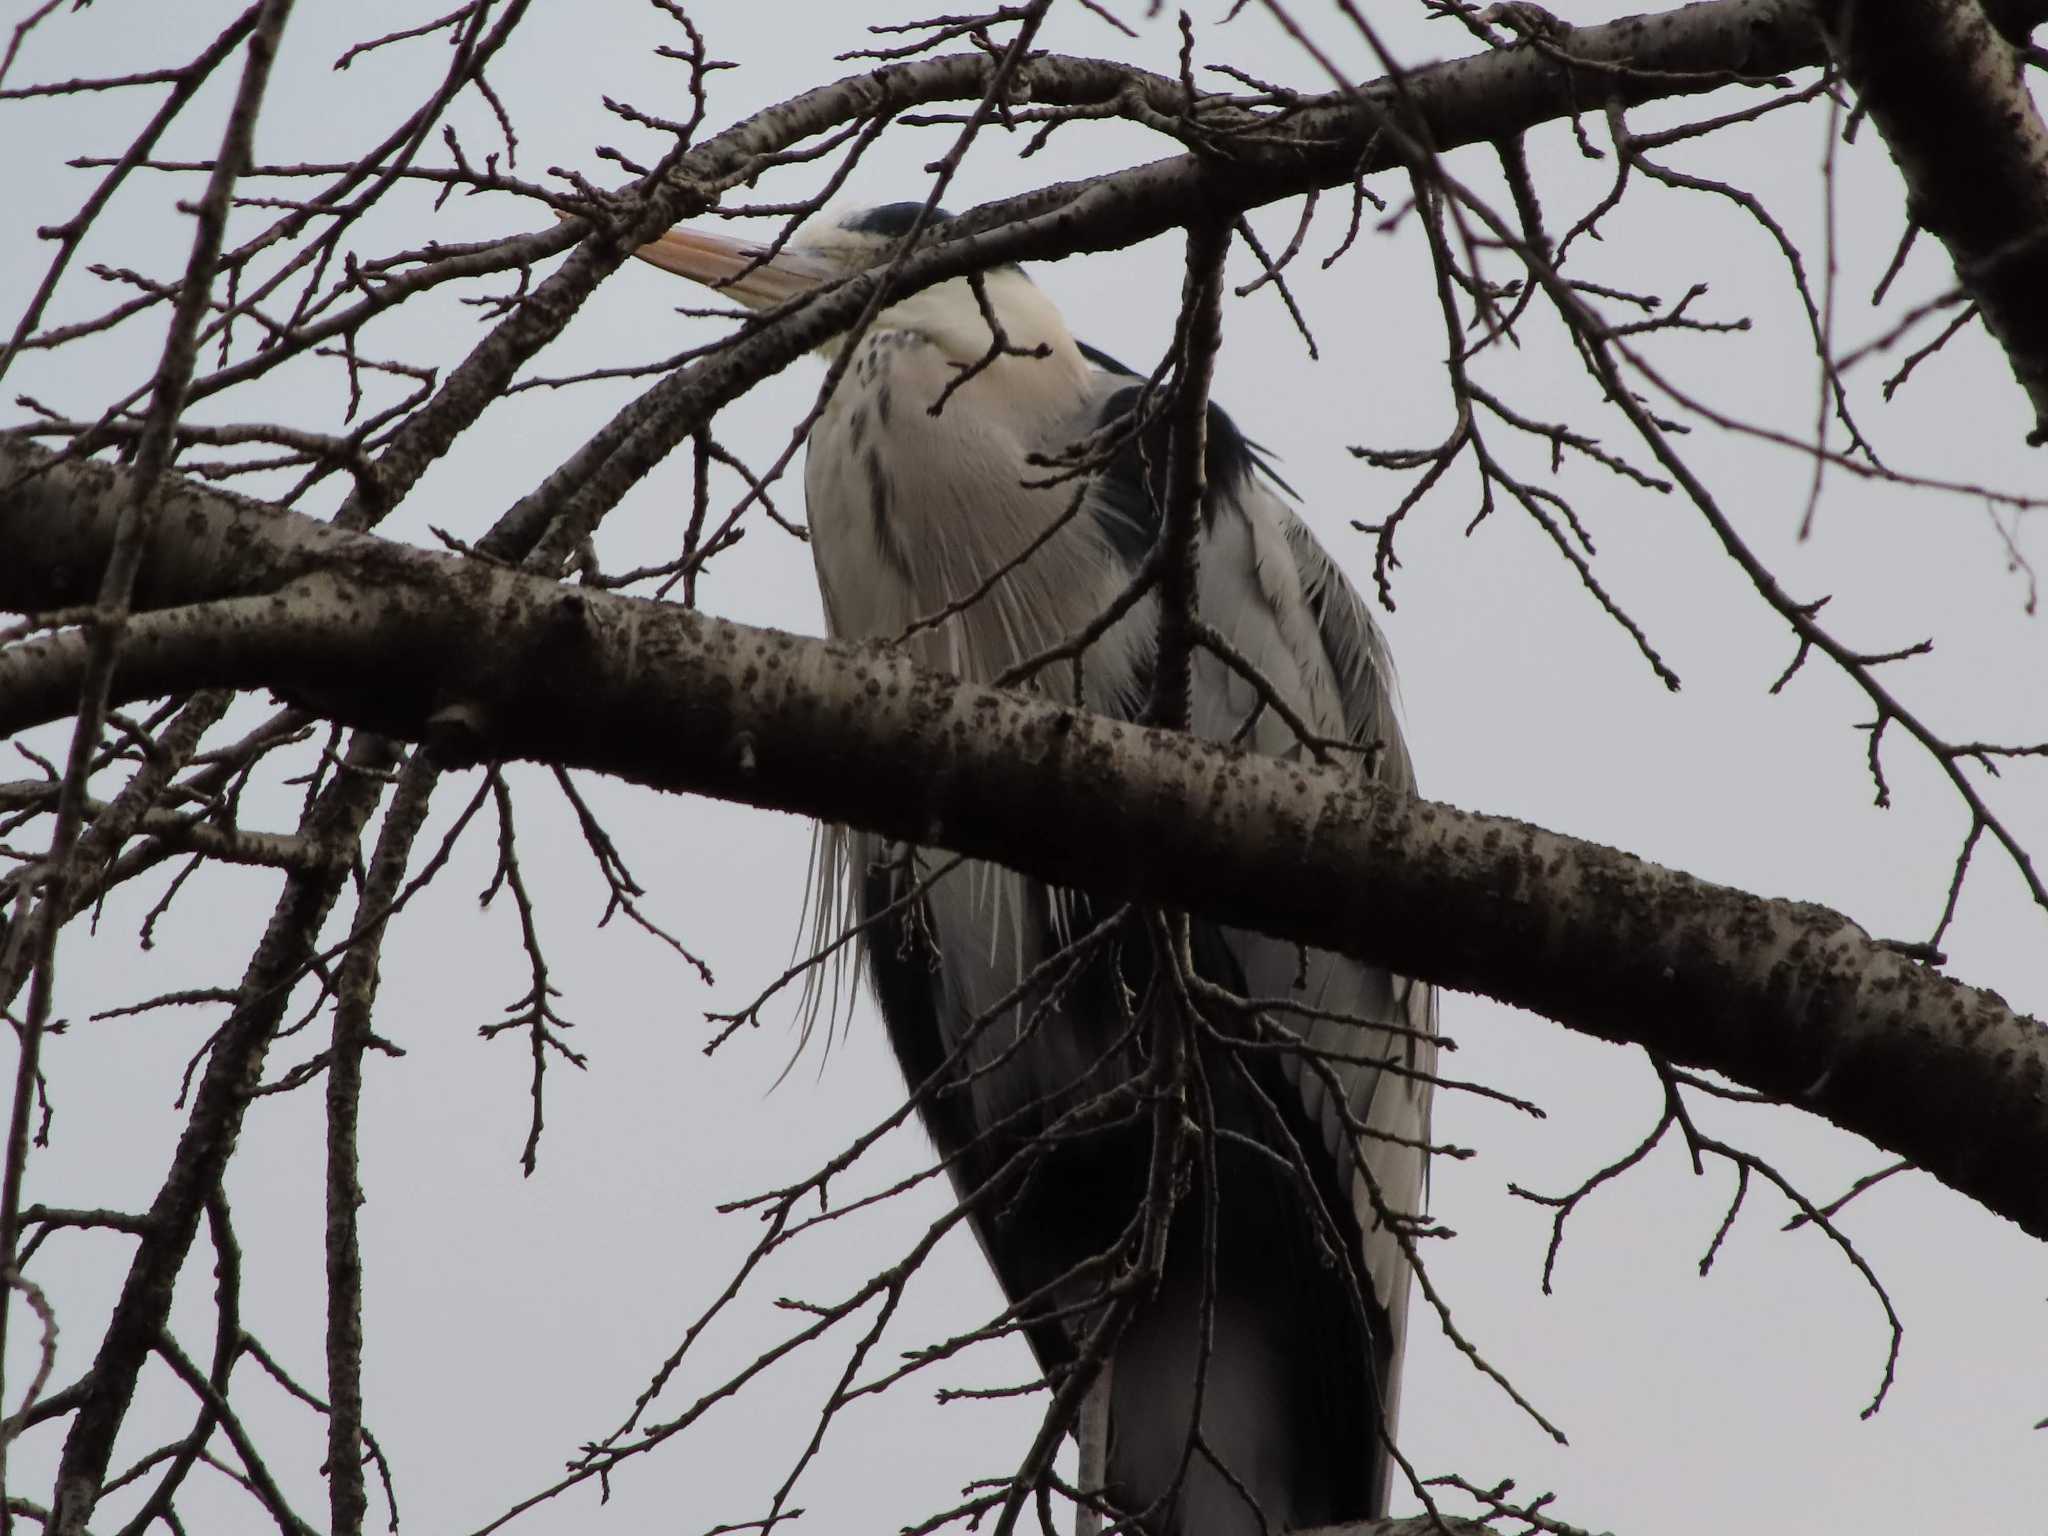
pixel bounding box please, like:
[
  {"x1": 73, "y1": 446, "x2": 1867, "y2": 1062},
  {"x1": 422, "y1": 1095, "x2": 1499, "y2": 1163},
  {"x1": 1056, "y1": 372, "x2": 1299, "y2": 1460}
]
[{"x1": 636, "y1": 205, "x2": 1435, "y2": 1534}]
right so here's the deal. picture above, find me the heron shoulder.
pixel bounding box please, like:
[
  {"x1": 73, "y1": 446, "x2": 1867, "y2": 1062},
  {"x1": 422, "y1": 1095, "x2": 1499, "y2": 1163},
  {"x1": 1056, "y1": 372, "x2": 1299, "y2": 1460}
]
[
  {"x1": 1069, "y1": 344, "x2": 1412, "y2": 784},
  {"x1": 1074, "y1": 348, "x2": 1273, "y2": 569}
]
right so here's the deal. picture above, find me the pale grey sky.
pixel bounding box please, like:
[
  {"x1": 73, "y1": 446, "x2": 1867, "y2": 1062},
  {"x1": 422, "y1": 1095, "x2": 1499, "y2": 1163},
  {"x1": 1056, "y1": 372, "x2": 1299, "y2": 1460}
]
[{"x1": 4, "y1": 3, "x2": 2045, "y2": 1534}]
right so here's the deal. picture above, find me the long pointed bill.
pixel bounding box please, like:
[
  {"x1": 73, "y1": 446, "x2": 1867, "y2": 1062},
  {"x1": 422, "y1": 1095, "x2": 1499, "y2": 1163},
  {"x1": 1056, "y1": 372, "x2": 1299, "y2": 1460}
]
[{"x1": 632, "y1": 227, "x2": 842, "y2": 310}]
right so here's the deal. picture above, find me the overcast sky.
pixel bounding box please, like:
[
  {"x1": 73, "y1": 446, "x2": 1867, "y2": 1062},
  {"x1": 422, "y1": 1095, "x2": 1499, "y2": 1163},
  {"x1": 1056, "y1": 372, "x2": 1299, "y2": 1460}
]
[{"x1": 4, "y1": 3, "x2": 2046, "y2": 1534}]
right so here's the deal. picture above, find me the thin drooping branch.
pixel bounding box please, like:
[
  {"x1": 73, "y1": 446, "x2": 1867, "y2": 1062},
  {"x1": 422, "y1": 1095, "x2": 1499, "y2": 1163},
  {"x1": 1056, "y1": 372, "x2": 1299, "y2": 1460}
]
[
  {"x1": 324, "y1": 753, "x2": 438, "y2": 1536},
  {"x1": 1145, "y1": 218, "x2": 1230, "y2": 732},
  {"x1": 0, "y1": 4, "x2": 298, "y2": 1524},
  {"x1": 3, "y1": 439, "x2": 2043, "y2": 1246},
  {"x1": 1810, "y1": 0, "x2": 2048, "y2": 444},
  {"x1": 45, "y1": 731, "x2": 396, "y2": 1531}
]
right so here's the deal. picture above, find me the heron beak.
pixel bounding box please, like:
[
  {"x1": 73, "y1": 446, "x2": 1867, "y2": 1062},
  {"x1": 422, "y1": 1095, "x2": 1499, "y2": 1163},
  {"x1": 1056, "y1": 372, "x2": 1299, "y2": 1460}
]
[{"x1": 632, "y1": 226, "x2": 842, "y2": 310}]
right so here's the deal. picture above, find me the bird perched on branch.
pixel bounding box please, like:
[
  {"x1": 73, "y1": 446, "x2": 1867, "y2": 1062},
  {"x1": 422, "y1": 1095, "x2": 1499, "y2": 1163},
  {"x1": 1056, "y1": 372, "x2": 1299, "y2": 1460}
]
[{"x1": 634, "y1": 203, "x2": 1435, "y2": 1535}]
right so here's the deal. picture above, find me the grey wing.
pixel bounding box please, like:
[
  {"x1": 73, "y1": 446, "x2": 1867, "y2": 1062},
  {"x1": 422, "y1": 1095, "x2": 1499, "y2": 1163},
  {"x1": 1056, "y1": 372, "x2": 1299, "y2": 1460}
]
[
  {"x1": 1200, "y1": 472, "x2": 1438, "y2": 1448},
  {"x1": 1272, "y1": 500, "x2": 1417, "y2": 794}
]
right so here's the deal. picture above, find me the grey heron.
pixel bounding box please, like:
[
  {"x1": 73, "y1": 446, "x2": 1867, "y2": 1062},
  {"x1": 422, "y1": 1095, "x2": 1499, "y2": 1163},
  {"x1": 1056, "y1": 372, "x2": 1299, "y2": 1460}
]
[{"x1": 635, "y1": 204, "x2": 1435, "y2": 1535}]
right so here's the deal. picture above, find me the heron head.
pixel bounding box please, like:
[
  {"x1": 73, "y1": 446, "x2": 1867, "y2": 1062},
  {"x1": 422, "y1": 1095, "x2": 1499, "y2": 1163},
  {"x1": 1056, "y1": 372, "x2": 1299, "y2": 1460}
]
[{"x1": 631, "y1": 203, "x2": 1083, "y2": 379}]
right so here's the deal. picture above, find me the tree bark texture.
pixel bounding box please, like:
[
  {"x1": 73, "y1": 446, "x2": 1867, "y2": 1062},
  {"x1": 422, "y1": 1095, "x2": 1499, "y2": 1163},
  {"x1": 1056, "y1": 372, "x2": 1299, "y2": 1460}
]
[{"x1": 4, "y1": 440, "x2": 2043, "y2": 1242}]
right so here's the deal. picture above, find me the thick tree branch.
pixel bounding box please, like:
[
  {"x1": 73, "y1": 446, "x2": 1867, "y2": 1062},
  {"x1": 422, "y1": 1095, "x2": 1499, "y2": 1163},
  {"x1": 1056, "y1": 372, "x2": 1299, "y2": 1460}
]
[
  {"x1": 3, "y1": 441, "x2": 2043, "y2": 1244},
  {"x1": 1810, "y1": 0, "x2": 2048, "y2": 444}
]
